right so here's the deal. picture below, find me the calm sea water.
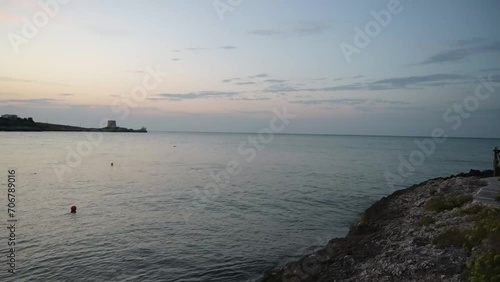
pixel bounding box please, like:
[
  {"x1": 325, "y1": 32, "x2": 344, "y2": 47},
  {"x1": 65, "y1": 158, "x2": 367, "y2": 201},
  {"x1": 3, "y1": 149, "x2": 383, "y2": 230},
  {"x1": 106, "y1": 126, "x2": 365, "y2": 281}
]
[{"x1": 0, "y1": 132, "x2": 498, "y2": 281}]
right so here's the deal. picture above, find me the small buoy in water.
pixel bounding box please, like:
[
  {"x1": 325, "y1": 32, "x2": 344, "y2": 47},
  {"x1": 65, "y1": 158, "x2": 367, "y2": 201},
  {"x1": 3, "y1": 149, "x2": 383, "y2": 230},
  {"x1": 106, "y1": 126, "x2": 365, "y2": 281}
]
[
  {"x1": 71, "y1": 206, "x2": 77, "y2": 213},
  {"x1": 111, "y1": 162, "x2": 114, "y2": 166}
]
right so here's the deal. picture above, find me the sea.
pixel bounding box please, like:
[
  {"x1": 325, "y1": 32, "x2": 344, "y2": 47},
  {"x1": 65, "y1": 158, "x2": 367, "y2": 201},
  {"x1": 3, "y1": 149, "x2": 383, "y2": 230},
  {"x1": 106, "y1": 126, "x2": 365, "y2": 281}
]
[{"x1": 0, "y1": 132, "x2": 498, "y2": 281}]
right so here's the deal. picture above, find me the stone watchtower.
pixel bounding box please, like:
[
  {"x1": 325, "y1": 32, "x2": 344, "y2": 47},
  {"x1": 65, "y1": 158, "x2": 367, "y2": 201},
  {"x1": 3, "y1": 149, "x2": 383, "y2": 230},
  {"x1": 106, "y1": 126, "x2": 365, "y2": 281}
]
[{"x1": 107, "y1": 120, "x2": 117, "y2": 129}]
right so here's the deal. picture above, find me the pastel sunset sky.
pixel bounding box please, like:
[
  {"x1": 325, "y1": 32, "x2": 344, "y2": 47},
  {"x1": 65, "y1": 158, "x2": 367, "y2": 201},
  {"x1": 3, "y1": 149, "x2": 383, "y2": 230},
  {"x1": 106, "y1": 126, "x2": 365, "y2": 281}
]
[{"x1": 1, "y1": 0, "x2": 499, "y2": 137}]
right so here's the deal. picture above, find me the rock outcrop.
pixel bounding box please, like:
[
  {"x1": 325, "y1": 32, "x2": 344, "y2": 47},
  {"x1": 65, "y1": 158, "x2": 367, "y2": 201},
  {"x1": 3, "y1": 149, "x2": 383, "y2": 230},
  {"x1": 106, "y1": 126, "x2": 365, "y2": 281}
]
[{"x1": 262, "y1": 170, "x2": 496, "y2": 282}]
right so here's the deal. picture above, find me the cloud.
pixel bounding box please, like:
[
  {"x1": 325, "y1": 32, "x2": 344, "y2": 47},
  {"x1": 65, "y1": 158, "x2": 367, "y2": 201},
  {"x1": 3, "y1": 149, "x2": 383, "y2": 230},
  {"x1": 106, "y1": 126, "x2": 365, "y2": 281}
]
[
  {"x1": 150, "y1": 91, "x2": 240, "y2": 101},
  {"x1": 263, "y1": 79, "x2": 287, "y2": 83},
  {"x1": 236, "y1": 82, "x2": 256, "y2": 85},
  {"x1": 0, "y1": 99, "x2": 57, "y2": 105},
  {"x1": 418, "y1": 40, "x2": 500, "y2": 65},
  {"x1": 456, "y1": 37, "x2": 487, "y2": 46},
  {"x1": 290, "y1": 98, "x2": 410, "y2": 106},
  {"x1": 222, "y1": 78, "x2": 240, "y2": 83},
  {"x1": 249, "y1": 22, "x2": 331, "y2": 37},
  {"x1": 249, "y1": 73, "x2": 269, "y2": 78},
  {"x1": 263, "y1": 83, "x2": 302, "y2": 93},
  {"x1": 263, "y1": 73, "x2": 468, "y2": 93},
  {"x1": 172, "y1": 58, "x2": 181, "y2": 61},
  {"x1": 372, "y1": 74, "x2": 466, "y2": 88},
  {"x1": 352, "y1": 75, "x2": 364, "y2": 79},
  {"x1": 479, "y1": 67, "x2": 500, "y2": 73},
  {"x1": 220, "y1": 46, "x2": 237, "y2": 49},
  {"x1": 59, "y1": 93, "x2": 74, "y2": 96},
  {"x1": 231, "y1": 97, "x2": 271, "y2": 101}
]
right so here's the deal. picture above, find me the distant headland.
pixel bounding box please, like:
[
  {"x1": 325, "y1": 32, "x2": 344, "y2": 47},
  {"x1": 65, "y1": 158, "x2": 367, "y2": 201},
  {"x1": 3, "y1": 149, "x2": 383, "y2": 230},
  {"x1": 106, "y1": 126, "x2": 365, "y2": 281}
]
[{"x1": 0, "y1": 114, "x2": 147, "y2": 133}]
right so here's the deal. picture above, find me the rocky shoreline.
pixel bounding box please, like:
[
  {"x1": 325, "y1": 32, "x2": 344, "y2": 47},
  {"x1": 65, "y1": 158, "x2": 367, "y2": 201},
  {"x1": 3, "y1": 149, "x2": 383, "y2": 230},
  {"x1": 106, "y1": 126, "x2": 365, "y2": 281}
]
[{"x1": 262, "y1": 169, "x2": 499, "y2": 282}]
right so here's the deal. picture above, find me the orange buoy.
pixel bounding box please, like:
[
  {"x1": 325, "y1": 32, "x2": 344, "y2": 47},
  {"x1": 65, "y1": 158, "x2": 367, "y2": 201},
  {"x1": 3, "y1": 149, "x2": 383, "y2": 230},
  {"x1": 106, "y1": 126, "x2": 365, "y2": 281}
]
[{"x1": 71, "y1": 206, "x2": 77, "y2": 213}]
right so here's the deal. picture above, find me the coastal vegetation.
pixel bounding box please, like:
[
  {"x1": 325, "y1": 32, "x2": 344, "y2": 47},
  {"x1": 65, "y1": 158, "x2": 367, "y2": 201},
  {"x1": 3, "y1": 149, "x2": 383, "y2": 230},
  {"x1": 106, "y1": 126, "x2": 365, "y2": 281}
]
[
  {"x1": 418, "y1": 215, "x2": 436, "y2": 226},
  {"x1": 433, "y1": 205, "x2": 500, "y2": 280},
  {"x1": 425, "y1": 193, "x2": 474, "y2": 212}
]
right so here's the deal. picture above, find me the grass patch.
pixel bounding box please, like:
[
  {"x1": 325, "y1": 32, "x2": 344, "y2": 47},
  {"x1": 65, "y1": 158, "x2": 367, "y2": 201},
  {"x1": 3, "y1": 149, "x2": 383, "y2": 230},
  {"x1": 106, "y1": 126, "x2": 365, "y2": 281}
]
[
  {"x1": 459, "y1": 205, "x2": 485, "y2": 216},
  {"x1": 432, "y1": 205, "x2": 500, "y2": 280},
  {"x1": 425, "y1": 193, "x2": 473, "y2": 213},
  {"x1": 495, "y1": 193, "x2": 500, "y2": 202},
  {"x1": 419, "y1": 216, "x2": 437, "y2": 226}
]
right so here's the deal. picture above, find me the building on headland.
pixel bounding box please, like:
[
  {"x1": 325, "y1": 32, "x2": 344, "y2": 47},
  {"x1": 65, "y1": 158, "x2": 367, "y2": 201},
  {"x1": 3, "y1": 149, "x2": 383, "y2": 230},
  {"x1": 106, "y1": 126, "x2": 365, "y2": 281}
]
[
  {"x1": 107, "y1": 120, "x2": 117, "y2": 129},
  {"x1": 1, "y1": 114, "x2": 18, "y2": 120}
]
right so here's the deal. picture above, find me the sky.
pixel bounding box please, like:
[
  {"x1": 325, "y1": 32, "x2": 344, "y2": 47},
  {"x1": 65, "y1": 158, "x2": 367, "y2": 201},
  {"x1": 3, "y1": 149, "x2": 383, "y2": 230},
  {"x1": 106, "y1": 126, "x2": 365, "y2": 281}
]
[{"x1": 0, "y1": 0, "x2": 499, "y2": 137}]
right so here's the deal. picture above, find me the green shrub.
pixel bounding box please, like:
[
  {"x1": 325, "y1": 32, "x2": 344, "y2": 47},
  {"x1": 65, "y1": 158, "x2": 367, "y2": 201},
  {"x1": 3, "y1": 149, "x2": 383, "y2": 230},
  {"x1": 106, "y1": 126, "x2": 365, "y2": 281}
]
[
  {"x1": 459, "y1": 205, "x2": 485, "y2": 216},
  {"x1": 433, "y1": 227, "x2": 468, "y2": 248},
  {"x1": 464, "y1": 253, "x2": 500, "y2": 282},
  {"x1": 425, "y1": 193, "x2": 473, "y2": 212},
  {"x1": 419, "y1": 216, "x2": 436, "y2": 226}
]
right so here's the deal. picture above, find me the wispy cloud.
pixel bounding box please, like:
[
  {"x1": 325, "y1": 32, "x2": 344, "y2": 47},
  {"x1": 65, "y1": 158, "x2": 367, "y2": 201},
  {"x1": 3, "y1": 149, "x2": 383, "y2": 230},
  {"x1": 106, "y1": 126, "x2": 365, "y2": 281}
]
[
  {"x1": 150, "y1": 91, "x2": 240, "y2": 101},
  {"x1": 263, "y1": 79, "x2": 287, "y2": 83},
  {"x1": 59, "y1": 93, "x2": 74, "y2": 96},
  {"x1": 290, "y1": 98, "x2": 410, "y2": 106},
  {"x1": 231, "y1": 97, "x2": 271, "y2": 101},
  {"x1": 236, "y1": 82, "x2": 256, "y2": 85},
  {"x1": 263, "y1": 83, "x2": 303, "y2": 93},
  {"x1": 372, "y1": 74, "x2": 466, "y2": 88},
  {"x1": 418, "y1": 40, "x2": 500, "y2": 65},
  {"x1": 0, "y1": 99, "x2": 57, "y2": 105},
  {"x1": 249, "y1": 22, "x2": 331, "y2": 37},
  {"x1": 249, "y1": 73, "x2": 269, "y2": 78},
  {"x1": 263, "y1": 73, "x2": 468, "y2": 93},
  {"x1": 222, "y1": 78, "x2": 240, "y2": 83}
]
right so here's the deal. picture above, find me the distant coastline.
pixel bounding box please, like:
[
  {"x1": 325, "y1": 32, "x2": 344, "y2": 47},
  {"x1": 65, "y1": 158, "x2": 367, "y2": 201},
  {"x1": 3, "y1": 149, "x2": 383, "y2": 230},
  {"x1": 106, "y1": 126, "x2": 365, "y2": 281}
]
[{"x1": 0, "y1": 115, "x2": 147, "y2": 133}]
